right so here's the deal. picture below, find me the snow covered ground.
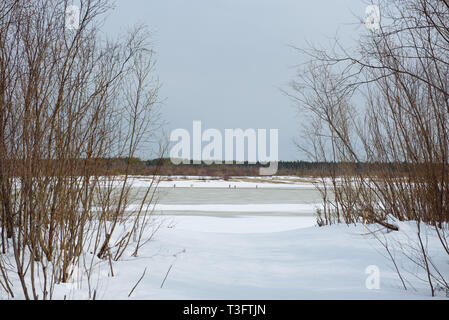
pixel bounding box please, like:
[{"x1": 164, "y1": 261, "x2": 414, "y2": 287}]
[
  {"x1": 55, "y1": 216, "x2": 446, "y2": 300},
  {"x1": 2, "y1": 176, "x2": 448, "y2": 300},
  {"x1": 118, "y1": 175, "x2": 319, "y2": 189}
]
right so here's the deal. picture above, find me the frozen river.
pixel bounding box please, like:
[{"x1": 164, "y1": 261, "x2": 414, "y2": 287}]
[{"x1": 128, "y1": 180, "x2": 323, "y2": 217}]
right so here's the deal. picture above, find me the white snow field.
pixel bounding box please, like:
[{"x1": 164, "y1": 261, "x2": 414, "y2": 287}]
[
  {"x1": 55, "y1": 216, "x2": 446, "y2": 300},
  {"x1": 2, "y1": 176, "x2": 448, "y2": 299}
]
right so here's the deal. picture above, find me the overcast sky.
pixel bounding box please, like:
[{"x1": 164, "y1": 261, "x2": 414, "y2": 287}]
[{"x1": 103, "y1": 0, "x2": 367, "y2": 160}]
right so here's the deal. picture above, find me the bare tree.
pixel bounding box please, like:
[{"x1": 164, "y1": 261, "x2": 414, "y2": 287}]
[
  {"x1": 0, "y1": 0, "x2": 163, "y2": 299},
  {"x1": 289, "y1": 0, "x2": 449, "y2": 296}
]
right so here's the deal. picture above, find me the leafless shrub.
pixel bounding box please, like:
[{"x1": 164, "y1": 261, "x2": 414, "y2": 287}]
[
  {"x1": 0, "y1": 0, "x2": 163, "y2": 299},
  {"x1": 288, "y1": 0, "x2": 449, "y2": 296}
]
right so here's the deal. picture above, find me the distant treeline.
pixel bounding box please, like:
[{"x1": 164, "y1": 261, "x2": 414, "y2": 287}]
[
  {"x1": 2, "y1": 157, "x2": 422, "y2": 177},
  {"x1": 108, "y1": 158, "x2": 415, "y2": 177}
]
